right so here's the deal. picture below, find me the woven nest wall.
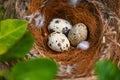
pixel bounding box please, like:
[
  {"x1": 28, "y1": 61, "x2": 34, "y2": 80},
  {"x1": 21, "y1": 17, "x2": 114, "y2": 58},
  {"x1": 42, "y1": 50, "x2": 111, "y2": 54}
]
[
  {"x1": 15, "y1": 0, "x2": 120, "y2": 79},
  {"x1": 28, "y1": 0, "x2": 103, "y2": 77},
  {"x1": 92, "y1": 0, "x2": 120, "y2": 67},
  {"x1": 99, "y1": 0, "x2": 120, "y2": 18}
]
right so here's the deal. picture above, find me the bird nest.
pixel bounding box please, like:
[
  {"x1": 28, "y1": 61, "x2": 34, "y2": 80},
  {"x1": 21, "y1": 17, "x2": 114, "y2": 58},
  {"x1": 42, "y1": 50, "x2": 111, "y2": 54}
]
[{"x1": 15, "y1": 0, "x2": 120, "y2": 79}]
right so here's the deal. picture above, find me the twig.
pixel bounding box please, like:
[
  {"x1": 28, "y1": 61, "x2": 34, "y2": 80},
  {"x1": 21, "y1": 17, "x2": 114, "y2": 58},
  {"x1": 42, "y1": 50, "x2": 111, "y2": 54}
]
[{"x1": 107, "y1": 37, "x2": 120, "y2": 47}]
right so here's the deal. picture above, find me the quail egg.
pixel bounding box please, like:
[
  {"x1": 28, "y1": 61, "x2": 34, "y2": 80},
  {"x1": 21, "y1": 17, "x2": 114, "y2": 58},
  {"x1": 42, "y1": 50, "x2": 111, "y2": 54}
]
[
  {"x1": 68, "y1": 23, "x2": 88, "y2": 46},
  {"x1": 48, "y1": 18, "x2": 72, "y2": 36},
  {"x1": 48, "y1": 32, "x2": 70, "y2": 52}
]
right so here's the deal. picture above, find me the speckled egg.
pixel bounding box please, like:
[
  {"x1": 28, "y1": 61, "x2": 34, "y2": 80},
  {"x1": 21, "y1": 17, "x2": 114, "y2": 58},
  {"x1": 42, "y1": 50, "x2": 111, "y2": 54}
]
[
  {"x1": 48, "y1": 18, "x2": 72, "y2": 35},
  {"x1": 47, "y1": 32, "x2": 70, "y2": 52},
  {"x1": 68, "y1": 23, "x2": 88, "y2": 46}
]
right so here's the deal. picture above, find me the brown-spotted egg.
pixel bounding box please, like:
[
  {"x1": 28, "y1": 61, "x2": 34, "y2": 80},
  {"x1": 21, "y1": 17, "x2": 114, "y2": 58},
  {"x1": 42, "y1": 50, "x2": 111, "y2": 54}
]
[
  {"x1": 48, "y1": 32, "x2": 70, "y2": 52},
  {"x1": 68, "y1": 23, "x2": 88, "y2": 46},
  {"x1": 48, "y1": 18, "x2": 72, "y2": 36}
]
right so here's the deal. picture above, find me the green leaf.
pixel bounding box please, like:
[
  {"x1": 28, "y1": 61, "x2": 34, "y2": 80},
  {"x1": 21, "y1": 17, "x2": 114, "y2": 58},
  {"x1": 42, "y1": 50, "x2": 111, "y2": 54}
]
[
  {"x1": 11, "y1": 58, "x2": 58, "y2": 80},
  {"x1": 0, "y1": 32, "x2": 34, "y2": 62},
  {"x1": 0, "y1": 19, "x2": 28, "y2": 55},
  {"x1": 95, "y1": 60, "x2": 120, "y2": 80}
]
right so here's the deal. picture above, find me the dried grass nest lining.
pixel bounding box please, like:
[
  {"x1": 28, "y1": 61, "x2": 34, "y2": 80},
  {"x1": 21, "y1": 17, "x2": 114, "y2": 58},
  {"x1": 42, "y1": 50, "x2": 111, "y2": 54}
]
[{"x1": 28, "y1": 0, "x2": 103, "y2": 77}]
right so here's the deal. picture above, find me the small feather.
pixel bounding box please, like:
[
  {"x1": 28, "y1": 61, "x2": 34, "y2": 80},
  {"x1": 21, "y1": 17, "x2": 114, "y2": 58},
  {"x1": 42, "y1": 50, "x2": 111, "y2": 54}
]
[{"x1": 77, "y1": 41, "x2": 89, "y2": 50}]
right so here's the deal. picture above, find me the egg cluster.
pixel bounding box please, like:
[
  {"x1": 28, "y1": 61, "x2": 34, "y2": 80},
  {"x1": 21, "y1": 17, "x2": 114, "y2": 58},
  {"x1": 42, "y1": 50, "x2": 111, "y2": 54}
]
[{"x1": 47, "y1": 18, "x2": 89, "y2": 52}]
